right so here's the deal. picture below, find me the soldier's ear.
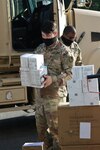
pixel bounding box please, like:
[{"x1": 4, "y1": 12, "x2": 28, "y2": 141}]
[{"x1": 53, "y1": 31, "x2": 58, "y2": 36}]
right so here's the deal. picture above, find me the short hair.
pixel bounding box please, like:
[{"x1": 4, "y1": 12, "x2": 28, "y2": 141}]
[
  {"x1": 63, "y1": 25, "x2": 76, "y2": 35},
  {"x1": 41, "y1": 20, "x2": 57, "y2": 34}
]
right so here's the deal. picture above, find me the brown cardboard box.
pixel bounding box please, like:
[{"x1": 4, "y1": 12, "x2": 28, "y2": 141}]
[
  {"x1": 61, "y1": 145, "x2": 100, "y2": 150},
  {"x1": 22, "y1": 142, "x2": 44, "y2": 150},
  {"x1": 58, "y1": 103, "x2": 100, "y2": 145}
]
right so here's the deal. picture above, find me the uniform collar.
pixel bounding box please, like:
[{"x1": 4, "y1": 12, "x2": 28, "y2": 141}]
[{"x1": 46, "y1": 40, "x2": 59, "y2": 50}]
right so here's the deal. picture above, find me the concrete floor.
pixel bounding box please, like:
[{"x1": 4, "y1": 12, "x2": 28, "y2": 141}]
[{"x1": 0, "y1": 111, "x2": 38, "y2": 150}]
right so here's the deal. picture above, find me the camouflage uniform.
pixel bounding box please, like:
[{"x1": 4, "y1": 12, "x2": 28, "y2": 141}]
[
  {"x1": 70, "y1": 41, "x2": 82, "y2": 66},
  {"x1": 60, "y1": 38, "x2": 82, "y2": 102},
  {"x1": 34, "y1": 40, "x2": 74, "y2": 150},
  {"x1": 60, "y1": 38, "x2": 82, "y2": 66}
]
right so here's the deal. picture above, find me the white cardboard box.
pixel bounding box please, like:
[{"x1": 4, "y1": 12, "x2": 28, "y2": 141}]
[
  {"x1": 20, "y1": 54, "x2": 33, "y2": 68},
  {"x1": 67, "y1": 79, "x2": 99, "y2": 106},
  {"x1": 83, "y1": 92, "x2": 99, "y2": 105},
  {"x1": 20, "y1": 68, "x2": 31, "y2": 86},
  {"x1": 67, "y1": 79, "x2": 83, "y2": 93},
  {"x1": 20, "y1": 54, "x2": 44, "y2": 70},
  {"x1": 22, "y1": 142, "x2": 44, "y2": 150},
  {"x1": 67, "y1": 78, "x2": 99, "y2": 94},
  {"x1": 68, "y1": 92, "x2": 84, "y2": 106},
  {"x1": 20, "y1": 66, "x2": 47, "y2": 88},
  {"x1": 30, "y1": 66, "x2": 47, "y2": 88},
  {"x1": 67, "y1": 65, "x2": 99, "y2": 106},
  {"x1": 29, "y1": 54, "x2": 44, "y2": 70},
  {"x1": 82, "y1": 78, "x2": 99, "y2": 93},
  {"x1": 72, "y1": 65, "x2": 94, "y2": 80},
  {"x1": 68, "y1": 90, "x2": 99, "y2": 106}
]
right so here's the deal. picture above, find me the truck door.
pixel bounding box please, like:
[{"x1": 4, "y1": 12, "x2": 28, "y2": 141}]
[
  {"x1": 72, "y1": 8, "x2": 100, "y2": 73},
  {"x1": 53, "y1": 0, "x2": 67, "y2": 37},
  {"x1": 10, "y1": 0, "x2": 55, "y2": 51},
  {"x1": 10, "y1": 0, "x2": 35, "y2": 50}
]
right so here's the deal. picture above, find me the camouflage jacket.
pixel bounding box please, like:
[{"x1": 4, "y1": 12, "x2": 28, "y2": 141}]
[
  {"x1": 60, "y1": 38, "x2": 82, "y2": 66},
  {"x1": 70, "y1": 41, "x2": 82, "y2": 66},
  {"x1": 34, "y1": 40, "x2": 74, "y2": 98}
]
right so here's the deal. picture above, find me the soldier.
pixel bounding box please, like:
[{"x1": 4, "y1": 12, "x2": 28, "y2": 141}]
[
  {"x1": 34, "y1": 20, "x2": 74, "y2": 150},
  {"x1": 60, "y1": 25, "x2": 82, "y2": 66}
]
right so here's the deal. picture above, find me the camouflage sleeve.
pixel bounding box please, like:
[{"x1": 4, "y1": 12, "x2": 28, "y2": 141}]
[
  {"x1": 75, "y1": 44, "x2": 83, "y2": 66},
  {"x1": 52, "y1": 50, "x2": 74, "y2": 84},
  {"x1": 34, "y1": 43, "x2": 45, "y2": 54}
]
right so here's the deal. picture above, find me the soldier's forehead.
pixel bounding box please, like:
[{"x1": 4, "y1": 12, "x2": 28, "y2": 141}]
[{"x1": 41, "y1": 32, "x2": 55, "y2": 39}]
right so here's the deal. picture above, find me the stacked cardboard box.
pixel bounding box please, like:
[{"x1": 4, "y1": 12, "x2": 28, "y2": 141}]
[
  {"x1": 20, "y1": 54, "x2": 47, "y2": 88},
  {"x1": 58, "y1": 103, "x2": 100, "y2": 150},
  {"x1": 67, "y1": 65, "x2": 99, "y2": 106},
  {"x1": 22, "y1": 142, "x2": 44, "y2": 150},
  {"x1": 58, "y1": 65, "x2": 100, "y2": 150}
]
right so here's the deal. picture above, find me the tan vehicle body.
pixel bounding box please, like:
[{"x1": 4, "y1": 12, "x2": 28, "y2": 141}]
[
  {"x1": 0, "y1": 0, "x2": 99, "y2": 112},
  {"x1": 67, "y1": 8, "x2": 100, "y2": 73}
]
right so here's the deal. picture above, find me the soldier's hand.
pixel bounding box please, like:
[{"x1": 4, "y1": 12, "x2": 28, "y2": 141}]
[{"x1": 43, "y1": 75, "x2": 52, "y2": 88}]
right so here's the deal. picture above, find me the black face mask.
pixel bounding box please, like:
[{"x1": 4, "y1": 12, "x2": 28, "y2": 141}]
[
  {"x1": 61, "y1": 36, "x2": 73, "y2": 46},
  {"x1": 42, "y1": 37, "x2": 57, "y2": 46}
]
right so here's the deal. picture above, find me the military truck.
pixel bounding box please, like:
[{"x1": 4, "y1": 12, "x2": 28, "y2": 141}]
[{"x1": 0, "y1": 0, "x2": 100, "y2": 112}]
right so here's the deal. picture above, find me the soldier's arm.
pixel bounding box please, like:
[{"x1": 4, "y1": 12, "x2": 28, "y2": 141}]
[
  {"x1": 51, "y1": 51, "x2": 74, "y2": 84},
  {"x1": 75, "y1": 44, "x2": 83, "y2": 66},
  {"x1": 34, "y1": 43, "x2": 45, "y2": 54}
]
